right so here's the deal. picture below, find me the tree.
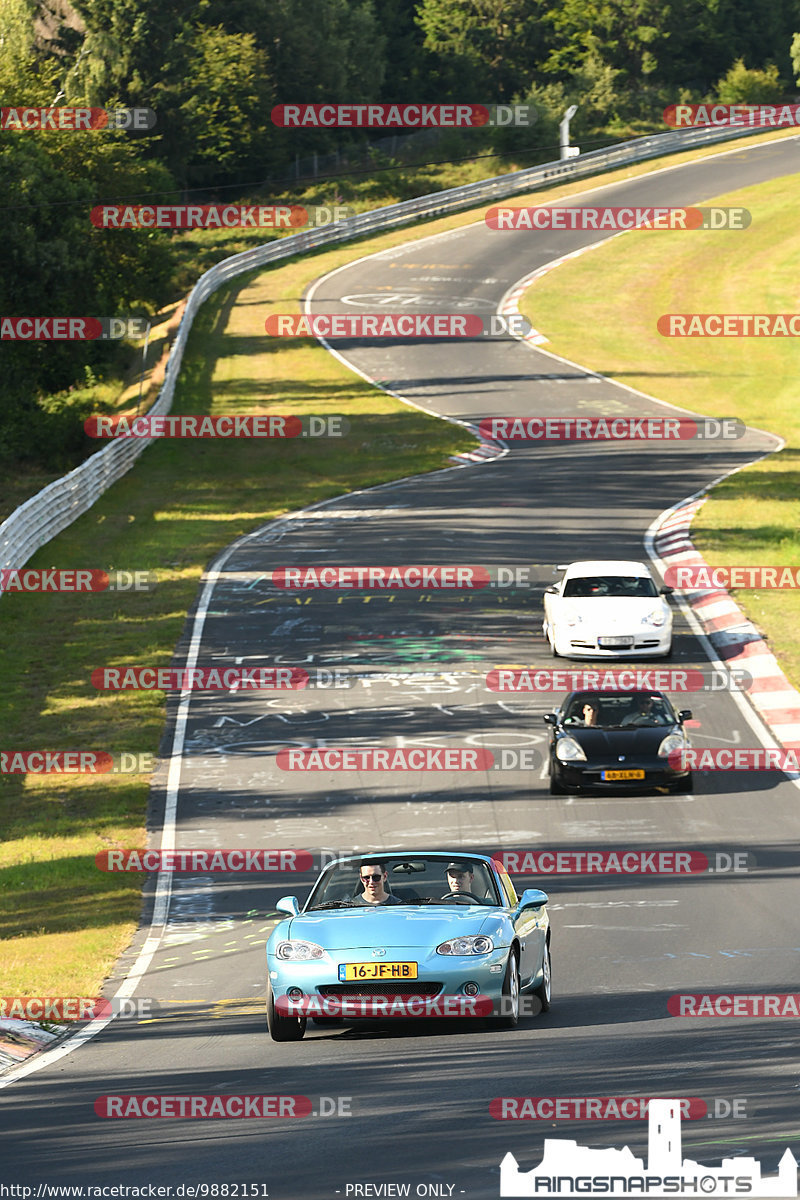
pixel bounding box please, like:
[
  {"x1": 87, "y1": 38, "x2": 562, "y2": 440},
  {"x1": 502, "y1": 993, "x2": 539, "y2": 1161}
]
[
  {"x1": 715, "y1": 58, "x2": 783, "y2": 102},
  {"x1": 791, "y1": 31, "x2": 800, "y2": 84}
]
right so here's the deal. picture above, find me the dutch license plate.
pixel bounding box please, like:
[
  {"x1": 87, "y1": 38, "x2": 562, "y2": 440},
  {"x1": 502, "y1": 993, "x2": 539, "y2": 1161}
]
[
  {"x1": 602, "y1": 769, "x2": 645, "y2": 781},
  {"x1": 598, "y1": 636, "x2": 634, "y2": 647},
  {"x1": 339, "y1": 962, "x2": 418, "y2": 981}
]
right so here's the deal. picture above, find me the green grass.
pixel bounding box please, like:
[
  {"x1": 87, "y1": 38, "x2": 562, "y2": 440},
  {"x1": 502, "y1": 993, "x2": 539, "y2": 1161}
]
[
  {"x1": 1, "y1": 125, "x2": 796, "y2": 997},
  {"x1": 519, "y1": 170, "x2": 800, "y2": 687}
]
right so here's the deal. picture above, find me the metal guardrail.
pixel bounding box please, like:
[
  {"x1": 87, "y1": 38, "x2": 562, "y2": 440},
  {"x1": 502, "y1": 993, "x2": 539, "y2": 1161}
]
[{"x1": 0, "y1": 120, "x2": 768, "y2": 584}]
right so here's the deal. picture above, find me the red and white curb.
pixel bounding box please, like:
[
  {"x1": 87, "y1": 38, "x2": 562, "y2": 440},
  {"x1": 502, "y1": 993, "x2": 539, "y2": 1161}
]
[
  {"x1": 448, "y1": 422, "x2": 505, "y2": 466},
  {"x1": 652, "y1": 497, "x2": 800, "y2": 750}
]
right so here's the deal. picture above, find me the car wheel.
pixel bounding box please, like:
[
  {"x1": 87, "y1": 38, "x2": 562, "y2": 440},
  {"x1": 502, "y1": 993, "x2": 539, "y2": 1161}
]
[
  {"x1": 670, "y1": 772, "x2": 693, "y2": 794},
  {"x1": 266, "y1": 979, "x2": 306, "y2": 1041},
  {"x1": 532, "y1": 940, "x2": 552, "y2": 1012},
  {"x1": 497, "y1": 951, "x2": 520, "y2": 1029},
  {"x1": 549, "y1": 771, "x2": 566, "y2": 795}
]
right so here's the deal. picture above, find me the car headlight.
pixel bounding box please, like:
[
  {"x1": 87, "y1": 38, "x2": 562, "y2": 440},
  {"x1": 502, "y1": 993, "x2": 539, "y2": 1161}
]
[
  {"x1": 556, "y1": 737, "x2": 587, "y2": 763},
  {"x1": 642, "y1": 607, "x2": 667, "y2": 627},
  {"x1": 658, "y1": 733, "x2": 685, "y2": 759},
  {"x1": 436, "y1": 935, "x2": 494, "y2": 955},
  {"x1": 275, "y1": 940, "x2": 327, "y2": 961}
]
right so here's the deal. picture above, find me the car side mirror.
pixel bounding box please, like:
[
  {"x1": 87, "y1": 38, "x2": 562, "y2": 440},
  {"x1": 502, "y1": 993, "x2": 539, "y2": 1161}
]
[
  {"x1": 545, "y1": 585, "x2": 558, "y2": 594},
  {"x1": 677, "y1": 710, "x2": 692, "y2": 723},
  {"x1": 276, "y1": 895, "x2": 300, "y2": 916},
  {"x1": 516, "y1": 888, "x2": 549, "y2": 913},
  {"x1": 543, "y1": 713, "x2": 557, "y2": 726},
  {"x1": 660, "y1": 586, "x2": 674, "y2": 595}
]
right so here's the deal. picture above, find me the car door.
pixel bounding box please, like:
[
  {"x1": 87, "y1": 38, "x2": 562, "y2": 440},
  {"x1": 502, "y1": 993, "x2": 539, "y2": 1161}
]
[{"x1": 497, "y1": 867, "x2": 543, "y2": 986}]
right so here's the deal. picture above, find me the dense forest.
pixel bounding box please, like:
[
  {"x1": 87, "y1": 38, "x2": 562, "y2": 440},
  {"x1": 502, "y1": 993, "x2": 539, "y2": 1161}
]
[{"x1": 2, "y1": 0, "x2": 800, "y2": 470}]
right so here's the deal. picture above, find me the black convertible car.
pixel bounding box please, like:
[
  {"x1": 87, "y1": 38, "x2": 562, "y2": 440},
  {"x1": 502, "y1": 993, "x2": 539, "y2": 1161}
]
[{"x1": 544, "y1": 689, "x2": 693, "y2": 794}]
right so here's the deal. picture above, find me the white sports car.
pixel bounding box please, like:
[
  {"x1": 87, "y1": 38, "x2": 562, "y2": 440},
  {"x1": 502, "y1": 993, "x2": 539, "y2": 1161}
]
[{"x1": 543, "y1": 560, "x2": 673, "y2": 659}]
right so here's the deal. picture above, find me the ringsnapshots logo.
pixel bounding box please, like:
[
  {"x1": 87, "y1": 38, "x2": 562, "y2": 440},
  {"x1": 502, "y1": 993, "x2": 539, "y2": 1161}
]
[
  {"x1": 1, "y1": 107, "x2": 156, "y2": 131},
  {"x1": 91, "y1": 204, "x2": 352, "y2": 229},
  {"x1": 0, "y1": 569, "x2": 156, "y2": 594},
  {"x1": 658, "y1": 314, "x2": 800, "y2": 336},
  {"x1": 84, "y1": 415, "x2": 348, "y2": 438},
  {"x1": 264, "y1": 313, "x2": 530, "y2": 339},
  {"x1": 1, "y1": 317, "x2": 149, "y2": 340},
  {"x1": 664, "y1": 102, "x2": 800, "y2": 128},
  {"x1": 486, "y1": 667, "x2": 753, "y2": 694},
  {"x1": 499, "y1": 1098, "x2": 798, "y2": 1197},
  {"x1": 485, "y1": 206, "x2": 749, "y2": 231},
  {"x1": 271, "y1": 103, "x2": 536, "y2": 128},
  {"x1": 478, "y1": 416, "x2": 745, "y2": 441}
]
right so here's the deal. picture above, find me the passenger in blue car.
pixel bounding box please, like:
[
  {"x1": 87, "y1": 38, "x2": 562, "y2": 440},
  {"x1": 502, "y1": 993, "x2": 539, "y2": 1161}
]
[{"x1": 356, "y1": 860, "x2": 402, "y2": 906}]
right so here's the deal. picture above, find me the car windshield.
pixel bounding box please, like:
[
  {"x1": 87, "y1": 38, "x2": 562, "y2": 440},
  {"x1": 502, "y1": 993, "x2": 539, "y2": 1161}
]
[
  {"x1": 562, "y1": 575, "x2": 658, "y2": 598},
  {"x1": 562, "y1": 692, "x2": 676, "y2": 729},
  {"x1": 305, "y1": 856, "x2": 502, "y2": 910}
]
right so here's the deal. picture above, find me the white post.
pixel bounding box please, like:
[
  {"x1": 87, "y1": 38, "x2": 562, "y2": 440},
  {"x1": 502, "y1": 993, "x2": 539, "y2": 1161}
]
[{"x1": 560, "y1": 105, "x2": 579, "y2": 159}]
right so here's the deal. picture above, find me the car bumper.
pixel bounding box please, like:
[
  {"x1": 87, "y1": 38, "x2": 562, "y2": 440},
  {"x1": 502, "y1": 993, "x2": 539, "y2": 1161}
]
[
  {"x1": 552, "y1": 625, "x2": 672, "y2": 658},
  {"x1": 551, "y1": 759, "x2": 689, "y2": 792}
]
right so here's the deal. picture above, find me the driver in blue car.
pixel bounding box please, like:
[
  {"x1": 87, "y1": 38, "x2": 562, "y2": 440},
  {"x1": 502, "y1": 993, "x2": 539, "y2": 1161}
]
[
  {"x1": 356, "y1": 860, "x2": 402, "y2": 906},
  {"x1": 444, "y1": 861, "x2": 476, "y2": 897}
]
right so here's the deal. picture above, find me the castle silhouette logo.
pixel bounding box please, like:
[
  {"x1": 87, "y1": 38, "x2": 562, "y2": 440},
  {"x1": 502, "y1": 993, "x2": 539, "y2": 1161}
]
[{"x1": 500, "y1": 1098, "x2": 797, "y2": 1197}]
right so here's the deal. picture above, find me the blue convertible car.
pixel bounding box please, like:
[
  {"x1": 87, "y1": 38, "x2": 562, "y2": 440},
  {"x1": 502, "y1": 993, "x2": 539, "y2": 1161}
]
[{"x1": 266, "y1": 851, "x2": 551, "y2": 1041}]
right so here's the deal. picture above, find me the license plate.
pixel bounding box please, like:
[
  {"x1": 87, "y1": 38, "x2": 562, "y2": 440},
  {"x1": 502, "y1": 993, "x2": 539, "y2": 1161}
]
[
  {"x1": 602, "y1": 769, "x2": 645, "y2": 780},
  {"x1": 338, "y1": 962, "x2": 418, "y2": 981},
  {"x1": 598, "y1": 636, "x2": 634, "y2": 647}
]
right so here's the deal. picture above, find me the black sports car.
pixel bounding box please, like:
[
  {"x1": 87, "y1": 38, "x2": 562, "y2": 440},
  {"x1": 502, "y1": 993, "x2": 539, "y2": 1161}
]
[{"x1": 544, "y1": 690, "x2": 693, "y2": 794}]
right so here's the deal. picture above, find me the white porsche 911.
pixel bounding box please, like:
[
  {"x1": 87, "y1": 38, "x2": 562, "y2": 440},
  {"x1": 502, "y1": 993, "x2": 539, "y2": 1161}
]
[{"x1": 543, "y1": 560, "x2": 673, "y2": 659}]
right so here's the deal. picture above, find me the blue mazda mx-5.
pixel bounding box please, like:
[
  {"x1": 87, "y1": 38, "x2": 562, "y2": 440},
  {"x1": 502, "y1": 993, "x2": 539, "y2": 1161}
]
[{"x1": 266, "y1": 851, "x2": 551, "y2": 1041}]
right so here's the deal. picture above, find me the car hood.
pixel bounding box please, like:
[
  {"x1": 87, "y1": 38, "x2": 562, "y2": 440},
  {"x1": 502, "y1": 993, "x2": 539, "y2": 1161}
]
[
  {"x1": 565, "y1": 726, "x2": 678, "y2": 755},
  {"x1": 560, "y1": 597, "x2": 667, "y2": 625},
  {"x1": 271, "y1": 905, "x2": 501, "y2": 952}
]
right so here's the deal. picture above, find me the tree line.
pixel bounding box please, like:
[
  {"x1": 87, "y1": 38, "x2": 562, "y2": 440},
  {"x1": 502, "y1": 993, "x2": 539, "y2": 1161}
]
[{"x1": 2, "y1": 0, "x2": 799, "y2": 470}]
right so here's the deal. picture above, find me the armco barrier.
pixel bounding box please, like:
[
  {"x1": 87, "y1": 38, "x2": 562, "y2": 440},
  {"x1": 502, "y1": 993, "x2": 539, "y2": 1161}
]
[{"x1": 0, "y1": 121, "x2": 770, "y2": 590}]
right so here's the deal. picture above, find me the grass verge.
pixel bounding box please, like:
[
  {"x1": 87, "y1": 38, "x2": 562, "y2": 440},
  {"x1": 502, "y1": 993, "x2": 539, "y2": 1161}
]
[{"x1": 518, "y1": 170, "x2": 800, "y2": 688}]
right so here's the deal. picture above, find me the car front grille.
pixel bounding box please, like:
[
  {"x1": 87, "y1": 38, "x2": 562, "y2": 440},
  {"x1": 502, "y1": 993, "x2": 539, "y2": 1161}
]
[{"x1": 318, "y1": 982, "x2": 443, "y2": 997}]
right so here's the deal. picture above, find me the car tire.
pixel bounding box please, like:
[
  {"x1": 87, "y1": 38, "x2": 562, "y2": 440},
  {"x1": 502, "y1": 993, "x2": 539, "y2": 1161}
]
[
  {"x1": 497, "y1": 951, "x2": 520, "y2": 1029},
  {"x1": 549, "y1": 770, "x2": 566, "y2": 795},
  {"x1": 532, "y1": 940, "x2": 552, "y2": 1013},
  {"x1": 266, "y1": 979, "x2": 306, "y2": 1041},
  {"x1": 670, "y1": 772, "x2": 693, "y2": 794}
]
